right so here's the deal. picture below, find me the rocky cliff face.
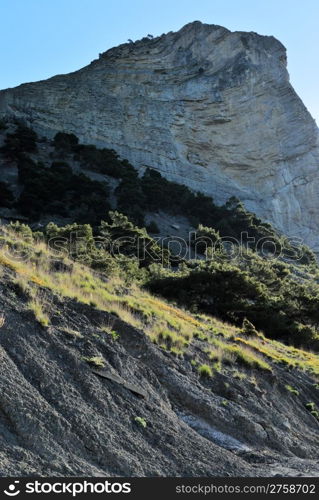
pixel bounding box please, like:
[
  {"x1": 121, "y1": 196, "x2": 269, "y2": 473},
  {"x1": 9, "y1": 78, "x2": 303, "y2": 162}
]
[{"x1": 1, "y1": 21, "x2": 319, "y2": 249}]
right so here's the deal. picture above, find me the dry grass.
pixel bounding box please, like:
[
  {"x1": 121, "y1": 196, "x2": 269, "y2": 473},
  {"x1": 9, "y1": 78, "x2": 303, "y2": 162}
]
[
  {"x1": 61, "y1": 327, "x2": 83, "y2": 338},
  {"x1": 143, "y1": 296, "x2": 203, "y2": 328},
  {"x1": 82, "y1": 356, "x2": 105, "y2": 368},
  {"x1": 198, "y1": 364, "x2": 213, "y2": 378},
  {"x1": 1, "y1": 224, "x2": 319, "y2": 378},
  {"x1": 27, "y1": 292, "x2": 50, "y2": 328},
  {"x1": 234, "y1": 335, "x2": 319, "y2": 377},
  {"x1": 206, "y1": 337, "x2": 272, "y2": 372}
]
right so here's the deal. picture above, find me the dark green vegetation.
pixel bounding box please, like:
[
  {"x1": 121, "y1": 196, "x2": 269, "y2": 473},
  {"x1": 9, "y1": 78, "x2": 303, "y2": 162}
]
[
  {"x1": 147, "y1": 251, "x2": 319, "y2": 348},
  {"x1": 1, "y1": 125, "x2": 314, "y2": 262},
  {"x1": 1, "y1": 220, "x2": 319, "y2": 477},
  {"x1": 17, "y1": 157, "x2": 110, "y2": 224},
  {"x1": 0, "y1": 181, "x2": 14, "y2": 207},
  {"x1": 1, "y1": 122, "x2": 319, "y2": 350},
  {"x1": 305, "y1": 402, "x2": 319, "y2": 421},
  {"x1": 1, "y1": 123, "x2": 37, "y2": 156}
]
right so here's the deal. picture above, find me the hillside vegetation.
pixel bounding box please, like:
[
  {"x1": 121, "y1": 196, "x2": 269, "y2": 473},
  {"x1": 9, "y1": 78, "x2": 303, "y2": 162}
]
[
  {"x1": 0, "y1": 222, "x2": 318, "y2": 376},
  {"x1": 1, "y1": 221, "x2": 319, "y2": 475},
  {"x1": 1, "y1": 121, "x2": 319, "y2": 350},
  {"x1": 1, "y1": 121, "x2": 319, "y2": 476}
]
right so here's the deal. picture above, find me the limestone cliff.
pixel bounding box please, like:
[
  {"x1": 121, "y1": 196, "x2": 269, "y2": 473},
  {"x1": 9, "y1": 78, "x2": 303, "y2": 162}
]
[{"x1": 0, "y1": 21, "x2": 318, "y2": 249}]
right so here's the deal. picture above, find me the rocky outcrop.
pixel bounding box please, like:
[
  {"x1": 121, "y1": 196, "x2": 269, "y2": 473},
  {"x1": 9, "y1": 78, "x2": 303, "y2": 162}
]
[{"x1": 0, "y1": 21, "x2": 318, "y2": 249}]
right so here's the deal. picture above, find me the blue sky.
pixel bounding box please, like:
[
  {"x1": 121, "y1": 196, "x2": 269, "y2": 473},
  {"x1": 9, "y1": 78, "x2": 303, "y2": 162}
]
[{"x1": 0, "y1": 0, "x2": 318, "y2": 123}]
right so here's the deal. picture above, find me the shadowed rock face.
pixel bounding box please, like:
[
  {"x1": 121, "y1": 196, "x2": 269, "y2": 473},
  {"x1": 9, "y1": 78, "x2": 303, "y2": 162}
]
[{"x1": 0, "y1": 21, "x2": 319, "y2": 249}]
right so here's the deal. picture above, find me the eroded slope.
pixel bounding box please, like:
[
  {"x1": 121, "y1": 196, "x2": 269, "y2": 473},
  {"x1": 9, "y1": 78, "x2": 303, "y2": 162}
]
[{"x1": 0, "y1": 226, "x2": 319, "y2": 476}]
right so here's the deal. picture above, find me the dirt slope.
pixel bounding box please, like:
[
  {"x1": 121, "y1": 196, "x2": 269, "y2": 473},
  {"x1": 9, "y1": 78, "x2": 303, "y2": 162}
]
[{"x1": 1, "y1": 264, "x2": 319, "y2": 477}]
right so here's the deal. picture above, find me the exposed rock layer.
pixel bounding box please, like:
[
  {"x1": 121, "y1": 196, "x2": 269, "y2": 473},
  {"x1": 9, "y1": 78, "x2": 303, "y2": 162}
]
[{"x1": 0, "y1": 21, "x2": 318, "y2": 249}]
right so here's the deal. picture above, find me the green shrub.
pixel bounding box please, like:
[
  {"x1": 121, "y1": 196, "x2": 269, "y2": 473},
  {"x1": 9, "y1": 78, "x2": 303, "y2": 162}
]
[
  {"x1": 0, "y1": 124, "x2": 37, "y2": 157},
  {"x1": 146, "y1": 253, "x2": 319, "y2": 349},
  {"x1": 17, "y1": 158, "x2": 110, "y2": 223},
  {"x1": 305, "y1": 402, "x2": 316, "y2": 411},
  {"x1": 192, "y1": 224, "x2": 223, "y2": 255},
  {"x1": 310, "y1": 410, "x2": 319, "y2": 420},
  {"x1": 198, "y1": 364, "x2": 213, "y2": 378},
  {"x1": 241, "y1": 318, "x2": 258, "y2": 337},
  {"x1": 305, "y1": 402, "x2": 319, "y2": 421},
  {"x1": 99, "y1": 211, "x2": 170, "y2": 268},
  {"x1": 53, "y1": 131, "x2": 79, "y2": 151},
  {"x1": 285, "y1": 385, "x2": 299, "y2": 396},
  {"x1": 134, "y1": 417, "x2": 147, "y2": 428},
  {"x1": 100, "y1": 325, "x2": 119, "y2": 340},
  {"x1": 74, "y1": 143, "x2": 137, "y2": 180}
]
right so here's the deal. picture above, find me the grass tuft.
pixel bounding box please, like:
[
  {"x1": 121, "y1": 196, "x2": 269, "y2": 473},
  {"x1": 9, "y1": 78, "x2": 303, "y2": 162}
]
[
  {"x1": 134, "y1": 417, "x2": 147, "y2": 428},
  {"x1": 28, "y1": 295, "x2": 50, "y2": 328},
  {"x1": 198, "y1": 364, "x2": 213, "y2": 378},
  {"x1": 82, "y1": 356, "x2": 105, "y2": 368},
  {"x1": 285, "y1": 384, "x2": 299, "y2": 396}
]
